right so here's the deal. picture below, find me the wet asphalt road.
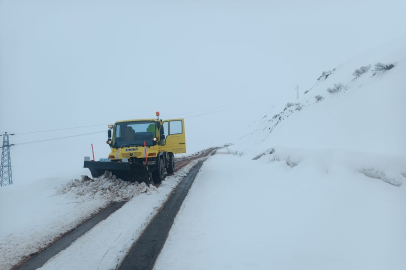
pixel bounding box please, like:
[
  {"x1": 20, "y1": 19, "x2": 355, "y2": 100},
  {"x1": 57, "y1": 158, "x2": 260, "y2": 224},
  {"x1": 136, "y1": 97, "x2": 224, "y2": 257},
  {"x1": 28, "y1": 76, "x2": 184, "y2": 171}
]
[{"x1": 118, "y1": 161, "x2": 204, "y2": 270}]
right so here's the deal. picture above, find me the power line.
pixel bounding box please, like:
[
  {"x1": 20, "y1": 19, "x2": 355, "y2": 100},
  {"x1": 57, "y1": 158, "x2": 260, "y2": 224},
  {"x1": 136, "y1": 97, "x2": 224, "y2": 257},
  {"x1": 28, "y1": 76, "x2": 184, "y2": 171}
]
[
  {"x1": 184, "y1": 103, "x2": 252, "y2": 119},
  {"x1": 8, "y1": 92, "x2": 290, "y2": 136},
  {"x1": 13, "y1": 131, "x2": 105, "y2": 146},
  {"x1": 13, "y1": 124, "x2": 109, "y2": 135},
  {"x1": 8, "y1": 93, "x2": 288, "y2": 147},
  {"x1": 183, "y1": 94, "x2": 288, "y2": 119},
  {"x1": 165, "y1": 93, "x2": 288, "y2": 118}
]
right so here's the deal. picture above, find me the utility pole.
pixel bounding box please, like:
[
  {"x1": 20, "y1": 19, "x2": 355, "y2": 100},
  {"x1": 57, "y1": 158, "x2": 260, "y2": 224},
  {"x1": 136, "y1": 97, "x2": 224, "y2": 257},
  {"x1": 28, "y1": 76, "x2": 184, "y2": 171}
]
[
  {"x1": 0, "y1": 132, "x2": 15, "y2": 186},
  {"x1": 296, "y1": 84, "x2": 300, "y2": 100}
]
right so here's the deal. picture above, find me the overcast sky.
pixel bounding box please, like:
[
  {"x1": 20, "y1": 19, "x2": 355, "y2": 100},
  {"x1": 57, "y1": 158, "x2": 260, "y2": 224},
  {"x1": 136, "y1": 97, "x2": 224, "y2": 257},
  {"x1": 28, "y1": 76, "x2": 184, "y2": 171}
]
[{"x1": 0, "y1": 0, "x2": 405, "y2": 182}]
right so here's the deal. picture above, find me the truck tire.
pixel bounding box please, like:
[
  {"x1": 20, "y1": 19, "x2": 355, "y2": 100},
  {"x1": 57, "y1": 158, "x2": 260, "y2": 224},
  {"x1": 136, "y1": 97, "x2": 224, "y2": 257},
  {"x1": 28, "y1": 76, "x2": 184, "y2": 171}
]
[
  {"x1": 166, "y1": 153, "x2": 175, "y2": 174},
  {"x1": 152, "y1": 158, "x2": 165, "y2": 184}
]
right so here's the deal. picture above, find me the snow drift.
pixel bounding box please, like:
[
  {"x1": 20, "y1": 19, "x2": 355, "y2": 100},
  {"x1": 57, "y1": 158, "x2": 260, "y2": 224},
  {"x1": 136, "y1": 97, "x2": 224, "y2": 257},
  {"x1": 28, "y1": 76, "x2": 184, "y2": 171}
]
[
  {"x1": 233, "y1": 38, "x2": 406, "y2": 186},
  {"x1": 155, "y1": 39, "x2": 406, "y2": 270},
  {"x1": 0, "y1": 173, "x2": 158, "y2": 270}
]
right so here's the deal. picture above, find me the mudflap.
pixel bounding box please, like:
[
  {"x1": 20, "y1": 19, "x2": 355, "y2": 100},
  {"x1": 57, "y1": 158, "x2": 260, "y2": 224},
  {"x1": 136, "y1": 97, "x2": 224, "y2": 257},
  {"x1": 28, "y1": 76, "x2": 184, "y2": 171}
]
[{"x1": 84, "y1": 161, "x2": 152, "y2": 184}]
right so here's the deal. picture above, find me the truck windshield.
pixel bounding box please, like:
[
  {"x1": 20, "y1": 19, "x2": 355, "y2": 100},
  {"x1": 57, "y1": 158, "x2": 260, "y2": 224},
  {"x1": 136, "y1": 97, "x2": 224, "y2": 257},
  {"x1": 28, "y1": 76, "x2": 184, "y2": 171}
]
[{"x1": 113, "y1": 121, "x2": 156, "y2": 148}]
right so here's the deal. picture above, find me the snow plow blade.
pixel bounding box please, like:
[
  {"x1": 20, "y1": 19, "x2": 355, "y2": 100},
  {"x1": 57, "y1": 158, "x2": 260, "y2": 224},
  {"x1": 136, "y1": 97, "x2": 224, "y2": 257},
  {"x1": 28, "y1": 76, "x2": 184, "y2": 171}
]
[{"x1": 84, "y1": 161, "x2": 151, "y2": 183}]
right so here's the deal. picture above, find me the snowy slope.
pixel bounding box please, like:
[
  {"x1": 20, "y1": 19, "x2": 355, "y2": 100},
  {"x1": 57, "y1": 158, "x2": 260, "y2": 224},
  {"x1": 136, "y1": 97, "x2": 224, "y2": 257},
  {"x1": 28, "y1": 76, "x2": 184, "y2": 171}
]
[
  {"x1": 241, "y1": 38, "x2": 405, "y2": 155},
  {"x1": 234, "y1": 38, "x2": 406, "y2": 185},
  {"x1": 155, "y1": 41, "x2": 406, "y2": 269}
]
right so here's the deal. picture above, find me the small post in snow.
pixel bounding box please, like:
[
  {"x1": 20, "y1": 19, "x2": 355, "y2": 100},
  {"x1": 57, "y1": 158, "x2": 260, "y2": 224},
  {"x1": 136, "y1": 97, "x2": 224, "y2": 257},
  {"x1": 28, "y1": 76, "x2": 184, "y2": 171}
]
[
  {"x1": 296, "y1": 84, "x2": 300, "y2": 100},
  {"x1": 91, "y1": 144, "x2": 95, "y2": 161}
]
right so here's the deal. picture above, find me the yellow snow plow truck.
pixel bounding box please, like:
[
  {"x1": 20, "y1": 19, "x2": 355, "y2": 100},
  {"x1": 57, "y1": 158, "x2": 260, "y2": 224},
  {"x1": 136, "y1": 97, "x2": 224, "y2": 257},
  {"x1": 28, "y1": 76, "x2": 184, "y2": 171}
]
[{"x1": 84, "y1": 112, "x2": 186, "y2": 185}]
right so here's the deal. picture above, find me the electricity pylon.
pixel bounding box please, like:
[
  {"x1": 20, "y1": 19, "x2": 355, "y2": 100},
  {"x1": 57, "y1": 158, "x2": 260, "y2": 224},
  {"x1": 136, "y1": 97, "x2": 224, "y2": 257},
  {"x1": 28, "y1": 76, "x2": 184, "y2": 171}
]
[{"x1": 0, "y1": 132, "x2": 15, "y2": 186}]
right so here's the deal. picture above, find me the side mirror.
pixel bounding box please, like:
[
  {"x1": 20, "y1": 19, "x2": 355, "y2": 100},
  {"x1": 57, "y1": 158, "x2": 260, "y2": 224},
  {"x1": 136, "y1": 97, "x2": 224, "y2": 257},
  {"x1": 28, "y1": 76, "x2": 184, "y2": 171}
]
[{"x1": 107, "y1": 129, "x2": 112, "y2": 146}]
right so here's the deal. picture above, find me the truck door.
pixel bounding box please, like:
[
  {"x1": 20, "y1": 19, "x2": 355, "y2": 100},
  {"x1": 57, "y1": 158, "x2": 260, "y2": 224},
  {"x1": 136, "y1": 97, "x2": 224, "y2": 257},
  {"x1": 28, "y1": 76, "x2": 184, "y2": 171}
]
[{"x1": 161, "y1": 119, "x2": 186, "y2": 154}]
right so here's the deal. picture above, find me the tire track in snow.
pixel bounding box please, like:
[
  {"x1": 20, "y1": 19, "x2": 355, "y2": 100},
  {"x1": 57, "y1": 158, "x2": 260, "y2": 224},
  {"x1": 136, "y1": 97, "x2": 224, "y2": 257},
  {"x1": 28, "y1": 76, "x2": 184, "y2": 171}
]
[
  {"x1": 118, "y1": 160, "x2": 206, "y2": 270},
  {"x1": 14, "y1": 202, "x2": 126, "y2": 270},
  {"x1": 11, "y1": 147, "x2": 218, "y2": 270}
]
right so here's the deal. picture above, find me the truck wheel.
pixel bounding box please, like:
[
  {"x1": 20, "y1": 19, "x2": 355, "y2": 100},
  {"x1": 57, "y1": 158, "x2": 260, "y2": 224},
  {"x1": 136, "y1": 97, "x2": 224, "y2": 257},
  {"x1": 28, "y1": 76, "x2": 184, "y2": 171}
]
[
  {"x1": 166, "y1": 153, "x2": 175, "y2": 174},
  {"x1": 152, "y1": 158, "x2": 165, "y2": 184}
]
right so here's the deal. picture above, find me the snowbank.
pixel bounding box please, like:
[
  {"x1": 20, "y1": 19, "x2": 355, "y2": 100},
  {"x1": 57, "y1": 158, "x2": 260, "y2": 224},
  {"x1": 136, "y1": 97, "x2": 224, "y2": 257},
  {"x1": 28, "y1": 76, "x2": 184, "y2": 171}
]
[
  {"x1": 155, "y1": 152, "x2": 406, "y2": 270},
  {"x1": 0, "y1": 173, "x2": 155, "y2": 270},
  {"x1": 247, "y1": 147, "x2": 406, "y2": 187},
  {"x1": 38, "y1": 158, "x2": 206, "y2": 270},
  {"x1": 58, "y1": 173, "x2": 156, "y2": 202}
]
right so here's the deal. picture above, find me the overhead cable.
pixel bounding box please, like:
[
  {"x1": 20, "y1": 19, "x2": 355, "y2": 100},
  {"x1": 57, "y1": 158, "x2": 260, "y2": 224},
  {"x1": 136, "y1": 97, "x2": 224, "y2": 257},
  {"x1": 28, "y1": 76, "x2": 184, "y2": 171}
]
[
  {"x1": 13, "y1": 124, "x2": 108, "y2": 136},
  {"x1": 165, "y1": 93, "x2": 288, "y2": 118},
  {"x1": 13, "y1": 131, "x2": 105, "y2": 146},
  {"x1": 10, "y1": 92, "x2": 290, "y2": 136},
  {"x1": 183, "y1": 94, "x2": 289, "y2": 119}
]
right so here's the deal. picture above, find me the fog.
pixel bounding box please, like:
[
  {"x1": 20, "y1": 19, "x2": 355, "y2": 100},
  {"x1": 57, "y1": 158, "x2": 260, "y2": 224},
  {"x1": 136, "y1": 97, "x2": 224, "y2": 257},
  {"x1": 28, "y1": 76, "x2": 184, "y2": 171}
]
[{"x1": 1, "y1": 0, "x2": 405, "y2": 183}]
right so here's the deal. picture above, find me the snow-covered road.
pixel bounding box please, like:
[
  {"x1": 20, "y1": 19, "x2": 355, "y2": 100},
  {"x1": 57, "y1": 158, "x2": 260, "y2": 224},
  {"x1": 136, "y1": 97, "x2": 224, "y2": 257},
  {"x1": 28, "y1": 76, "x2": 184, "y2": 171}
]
[
  {"x1": 34, "y1": 158, "x2": 205, "y2": 270},
  {"x1": 154, "y1": 149, "x2": 406, "y2": 270},
  {"x1": 1, "y1": 148, "x2": 217, "y2": 270}
]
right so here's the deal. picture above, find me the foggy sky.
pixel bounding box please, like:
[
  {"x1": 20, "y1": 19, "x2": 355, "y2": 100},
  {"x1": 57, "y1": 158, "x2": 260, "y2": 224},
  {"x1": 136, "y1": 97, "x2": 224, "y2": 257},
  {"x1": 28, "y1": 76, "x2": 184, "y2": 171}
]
[{"x1": 0, "y1": 0, "x2": 405, "y2": 182}]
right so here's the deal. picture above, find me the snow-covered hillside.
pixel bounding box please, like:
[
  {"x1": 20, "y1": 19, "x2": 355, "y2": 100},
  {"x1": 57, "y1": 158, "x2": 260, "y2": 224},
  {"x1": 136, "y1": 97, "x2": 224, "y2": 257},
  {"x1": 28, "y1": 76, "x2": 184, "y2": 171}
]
[
  {"x1": 155, "y1": 40, "x2": 406, "y2": 270},
  {"x1": 233, "y1": 38, "x2": 406, "y2": 185}
]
